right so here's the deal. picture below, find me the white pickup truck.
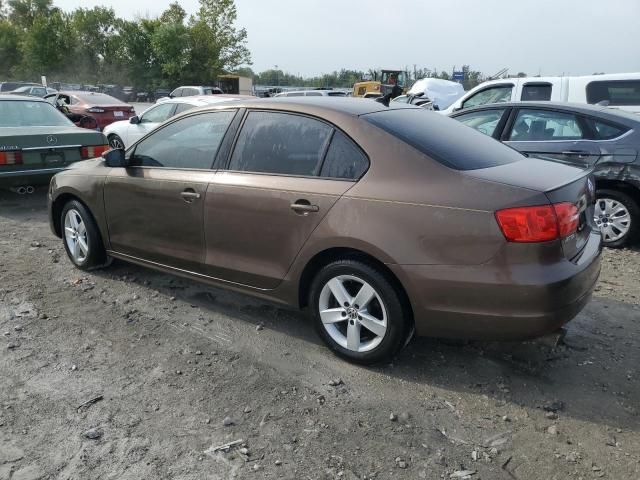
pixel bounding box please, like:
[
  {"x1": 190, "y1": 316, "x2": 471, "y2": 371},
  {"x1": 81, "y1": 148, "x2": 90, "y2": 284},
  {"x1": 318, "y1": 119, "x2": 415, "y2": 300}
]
[{"x1": 442, "y1": 72, "x2": 640, "y2": 115}]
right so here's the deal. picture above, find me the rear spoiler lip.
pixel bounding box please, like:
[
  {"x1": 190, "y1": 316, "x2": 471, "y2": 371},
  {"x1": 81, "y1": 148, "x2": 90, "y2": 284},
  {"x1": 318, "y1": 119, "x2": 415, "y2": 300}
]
[{"x1": 544, "y1": 167, "x2": 594, "y2": 195}]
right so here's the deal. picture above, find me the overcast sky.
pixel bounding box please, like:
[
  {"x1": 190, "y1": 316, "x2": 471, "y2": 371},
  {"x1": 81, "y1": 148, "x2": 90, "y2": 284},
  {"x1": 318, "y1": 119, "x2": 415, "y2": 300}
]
[{"x1": 54, "y1": 0, "x2": 640, "y2": 77}]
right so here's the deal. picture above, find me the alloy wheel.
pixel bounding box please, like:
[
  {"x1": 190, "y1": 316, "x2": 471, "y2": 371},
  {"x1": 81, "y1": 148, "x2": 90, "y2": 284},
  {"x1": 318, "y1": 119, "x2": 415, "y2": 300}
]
[
  {"x1": 64, "y1": 209, "x2": 89, "y2": 263},
  {"x1": 109, "y1": 136, "x2": 124, "y2": 149},
  {"x1": 318, "y1": 275, "x2": 388, "y2": 353},
  {"x1": 594, "y1": 197, "x2": 631, "y2": 243}
]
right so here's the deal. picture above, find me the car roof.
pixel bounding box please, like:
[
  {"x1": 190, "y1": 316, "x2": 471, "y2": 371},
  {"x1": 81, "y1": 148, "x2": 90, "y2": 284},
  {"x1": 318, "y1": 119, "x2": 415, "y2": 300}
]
[
  {"x1": 0, "y1": 94, "x2": 46, "y2": 102},
  {"x1": 212, "y1": 97, "x2": 417, "y2": 116},
  {"x1": 451, "y1": 101, "x2": 640, "y2": 125},
  {"x1": 161, "y1": 95, "x2": 248, "y2": 106}
]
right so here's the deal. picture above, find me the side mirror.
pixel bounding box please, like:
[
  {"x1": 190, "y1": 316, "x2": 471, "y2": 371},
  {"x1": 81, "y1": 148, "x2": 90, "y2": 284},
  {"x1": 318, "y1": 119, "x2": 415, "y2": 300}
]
[
  {"x1": 168, "y1": 94, "x2": 174, "y2": 99},
  {"x1": 102, "y1": 148, "x2": 129, "y2": 168},
  {"x1": 129, "y1": 115, "x2": 140, "y2": 124}
]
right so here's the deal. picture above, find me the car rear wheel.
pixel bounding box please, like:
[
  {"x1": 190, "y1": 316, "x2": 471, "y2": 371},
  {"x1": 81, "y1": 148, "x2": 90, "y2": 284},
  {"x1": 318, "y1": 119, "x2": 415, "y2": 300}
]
[
  {"x1": 61, "y1": 200, "x2": 108, "y2": 270},
  {"x1": 108, "y1": 134, "x2": 124, "y2": 150},
  {"x1": 309, "y1": 259, "x2": 409, "y2": 365},
  {"x1": 594, "y1": 189, "x2": 638, "y2": 248}
]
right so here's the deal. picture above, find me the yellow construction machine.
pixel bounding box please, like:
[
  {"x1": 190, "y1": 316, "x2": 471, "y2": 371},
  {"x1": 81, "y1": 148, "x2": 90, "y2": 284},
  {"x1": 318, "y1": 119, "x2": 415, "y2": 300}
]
[{"x1": 353, "y1": 70, "x2": 408, "y2": 98}]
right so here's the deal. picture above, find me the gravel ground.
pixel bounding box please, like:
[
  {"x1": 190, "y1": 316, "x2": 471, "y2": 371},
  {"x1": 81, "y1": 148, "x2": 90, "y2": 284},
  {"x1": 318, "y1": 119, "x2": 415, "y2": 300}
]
[{"x1": 0, "y1": 190, "x2": 639, "y2": 480}]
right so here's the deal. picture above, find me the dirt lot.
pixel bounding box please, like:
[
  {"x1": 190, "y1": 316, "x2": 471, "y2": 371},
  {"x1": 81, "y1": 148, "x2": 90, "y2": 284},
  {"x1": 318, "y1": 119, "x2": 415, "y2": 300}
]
[{"x1": 1, "y1": 189, "x2": 639, "y2": 480}]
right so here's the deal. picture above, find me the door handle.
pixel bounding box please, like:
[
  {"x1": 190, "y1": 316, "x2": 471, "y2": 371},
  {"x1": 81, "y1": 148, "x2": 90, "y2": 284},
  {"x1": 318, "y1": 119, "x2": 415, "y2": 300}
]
[
  {"x1": 180, "y1": 189, "x2": 201, "y2": 202},
  {"x1": 290, "y1": 201, "x2": 319, "y2": 214},
  {"x1": 562, "y1": 150, "x2": 590, "y2": 157}
]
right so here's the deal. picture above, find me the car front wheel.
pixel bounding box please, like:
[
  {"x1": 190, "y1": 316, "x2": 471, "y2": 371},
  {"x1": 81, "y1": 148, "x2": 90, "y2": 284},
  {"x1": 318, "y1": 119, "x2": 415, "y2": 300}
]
[
  {"x1": 61, "y1": 200, "x2": 108, "y2": 270},
  {"x1": 108, "y1": 134, "x2": 125, "y2": 150},
  {"x1": 309, "y1": 259, "x2": 410, "y2": 365},
  {"x1": 594, "y1": 189, "x2": 639, "y2": 248}
]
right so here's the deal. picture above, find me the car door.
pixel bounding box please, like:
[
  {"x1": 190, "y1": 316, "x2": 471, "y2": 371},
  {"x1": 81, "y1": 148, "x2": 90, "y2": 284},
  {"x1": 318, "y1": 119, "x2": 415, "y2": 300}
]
[
  {"x1": 503, "y1": 108, "x2": 601, "y2": 167},
  {"x1": 127, "y1": 102, "x2": 176, "y2": 146},
  {"x1": 104, "y1": 110, "x2": 238, "y2": 273},
  {"x1": 203, "y1": 110, "x2": 364, "y2": 289}
]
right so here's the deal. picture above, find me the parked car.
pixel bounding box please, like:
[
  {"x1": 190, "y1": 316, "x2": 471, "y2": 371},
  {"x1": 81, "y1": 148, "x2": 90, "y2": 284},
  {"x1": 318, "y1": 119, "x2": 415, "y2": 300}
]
[
  {"x1": 274, "y1": 90, "x2": 347, "y2": 97},
  {"x1": 8, "y1": 85, "x2": 56, "y2": 98},
  {"x1": 450, "y1": 101, "x2": 640, "y2": 247},
  {"x1": 407, "y1": 78, "x2": 465, "y2": 111},
  {"x1": 156, "y1": 86, "x2": 224, "y2": 103},
  {"x1": 104, "y1": 95, "x2": 246, "y2": 149},
  {"x1": 44, "y1": 91, "x2": 135, "y2": 131},
  {"x1": 442, "y1": 72, "x2": 640, "y2": 115},
  {"x1": 0, "y1": 95, "x2": 108, "y2": 189},
  {"x1": 48, "y1": 98, "x2": 601, "y2": 364},
  {"x1": 152, "y1": 88, "x2": 171, "y2": 102},
  {"x1": 0, "y1": 81, "x2": 40, "y2": 93},
  {"x1": 391, "y1": 94, "x2": 434, "y2": 109}
]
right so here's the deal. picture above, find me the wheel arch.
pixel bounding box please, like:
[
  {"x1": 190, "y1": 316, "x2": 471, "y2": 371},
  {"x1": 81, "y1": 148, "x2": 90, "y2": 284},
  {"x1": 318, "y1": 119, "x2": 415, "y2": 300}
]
[
  {"x1": 51, "y1": 192, "x2": 103, "y2": 241},
  {"x1": 595, "y1": 179, "x2": 640, "y2": 207},
  {"x1": 297, "y1": 247, "x2": 414, "y2": 325}
]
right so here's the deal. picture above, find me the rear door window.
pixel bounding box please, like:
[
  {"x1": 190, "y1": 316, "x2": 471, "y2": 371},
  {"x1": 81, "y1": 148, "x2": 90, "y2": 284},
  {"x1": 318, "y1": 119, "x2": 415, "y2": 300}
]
[
  {"x1": 462, "y1": 85, "x2": 513, "y2": 109},
  {"x1": 228, "y1": 111, "x2": 332, "y2": 176},
  {"x1": 305, "y1": 92, "x2": 323, "y2": 96},
  {"x1": 509, "y1": 109, "x2": 584, "y2": 141},
  {"x1": 586, "y1": 80, "x2": 640, "y2": 106},
  {"x1": 454, "y1": 109, "x2": 506, "y2": 137},
  {"x1": 521, "y1": 83, "x2": 552, "y2": 101},
  {"x1": 320, "y1": 131, "x2": 369, "y2": 179}
]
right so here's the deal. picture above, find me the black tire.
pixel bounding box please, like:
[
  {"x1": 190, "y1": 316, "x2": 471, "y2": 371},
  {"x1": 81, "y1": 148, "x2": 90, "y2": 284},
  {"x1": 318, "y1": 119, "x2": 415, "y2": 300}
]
[
  {"x1": 309, "y1": 259, "x2": 410, "y2": 365},
  {"x1": 595, "y1": 189, "x2": 639, "y2": 248},
  {"x1": 60, "y1": 200, "x2": 108, "y2": 270},
  {"x1": 108, "y1": 134, "x2": 125, "y2": 150}
]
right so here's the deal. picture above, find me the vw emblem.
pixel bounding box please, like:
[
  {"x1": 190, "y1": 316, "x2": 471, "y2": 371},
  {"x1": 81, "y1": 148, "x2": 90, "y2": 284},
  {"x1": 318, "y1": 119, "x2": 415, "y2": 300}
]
[{"x1": 46, "y1": 135, "x2": 58, "y2": 146}]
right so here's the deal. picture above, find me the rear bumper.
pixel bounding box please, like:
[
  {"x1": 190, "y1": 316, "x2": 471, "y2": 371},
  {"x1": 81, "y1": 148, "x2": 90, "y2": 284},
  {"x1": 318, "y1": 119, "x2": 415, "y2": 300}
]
[
  {"x1": 0, "y1": 168, "x2": 65, "y2": 187},
  {"x1": 391, "y1": 232, "x2": 602, "y2": 340}
]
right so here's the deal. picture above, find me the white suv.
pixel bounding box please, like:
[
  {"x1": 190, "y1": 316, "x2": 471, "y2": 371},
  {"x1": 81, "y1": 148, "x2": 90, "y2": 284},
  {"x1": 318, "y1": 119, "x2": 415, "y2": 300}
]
[{"x1": 443, "y1": 72, "x2": 640, "y2": 115}]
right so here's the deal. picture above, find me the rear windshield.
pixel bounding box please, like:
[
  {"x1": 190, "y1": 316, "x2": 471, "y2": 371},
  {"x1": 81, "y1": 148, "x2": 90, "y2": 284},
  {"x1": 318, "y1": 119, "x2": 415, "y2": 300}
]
[
  {"x1": 0, "y1": 100, "x2": 73, "y2": 127},
  {"x1": 363, "y1": 108, "x2": 522, "y2": 170},
  {"x1": 587, "y1": 80, "x2": 640, "y2": 106},
  {"x1": 75, "y1": 93, "x2": 124, "y2": 105}
]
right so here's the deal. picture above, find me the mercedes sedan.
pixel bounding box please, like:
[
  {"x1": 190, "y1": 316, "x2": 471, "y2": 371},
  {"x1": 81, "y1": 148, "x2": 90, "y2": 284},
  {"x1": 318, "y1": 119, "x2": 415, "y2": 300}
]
[{"x1": 48, "y1": 98, "x2": 602, "y2": 364}]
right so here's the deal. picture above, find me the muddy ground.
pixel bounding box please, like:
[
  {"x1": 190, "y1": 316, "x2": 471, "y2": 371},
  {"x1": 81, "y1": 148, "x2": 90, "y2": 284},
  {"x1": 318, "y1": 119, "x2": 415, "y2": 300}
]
[{"x1": 0, "y1": 189, "x2": 639, "y2": 480}]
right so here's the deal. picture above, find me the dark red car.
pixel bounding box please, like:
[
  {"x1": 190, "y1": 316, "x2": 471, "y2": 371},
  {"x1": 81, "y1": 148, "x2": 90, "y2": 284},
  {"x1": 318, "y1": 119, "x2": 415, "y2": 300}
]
[{"x1": 45, "y1": 91, "x2": 135, "y2": 130}]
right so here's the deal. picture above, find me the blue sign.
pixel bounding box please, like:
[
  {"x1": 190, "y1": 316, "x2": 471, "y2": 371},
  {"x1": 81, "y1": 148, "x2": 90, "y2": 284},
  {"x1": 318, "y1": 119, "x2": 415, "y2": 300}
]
[{"x1": 452, "y1": 71, "x2": 465, "y2": 82}]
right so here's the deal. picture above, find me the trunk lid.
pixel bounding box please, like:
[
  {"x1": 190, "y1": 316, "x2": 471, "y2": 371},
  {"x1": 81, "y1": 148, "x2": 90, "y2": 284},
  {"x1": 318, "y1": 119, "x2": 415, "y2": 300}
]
[
  {"x1": 465, "y1": 158, "x2": 597, "y2": 260},
  {"x1": 0, "y1": 126, "x2": 106, "y2": 174}
]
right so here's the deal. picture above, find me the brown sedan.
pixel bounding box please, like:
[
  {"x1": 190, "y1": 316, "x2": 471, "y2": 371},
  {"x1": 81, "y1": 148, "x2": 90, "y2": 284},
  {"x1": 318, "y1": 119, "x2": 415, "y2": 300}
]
[{"x1": 47, "y1": 98, "x2": 602, "y2": 364}]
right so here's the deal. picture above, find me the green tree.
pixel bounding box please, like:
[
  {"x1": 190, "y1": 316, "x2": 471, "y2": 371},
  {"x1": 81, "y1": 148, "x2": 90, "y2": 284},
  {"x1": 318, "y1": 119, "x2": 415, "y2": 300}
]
[
  {"x1": 0, "y1": 19, "x2": 20, "y2": 76},
  {"x1": 8, "y1": 0, "x2": 53, "y2": 28},
  {"x1": 184, "y1": 0, "x2": 251, "y2": 83},
  {"x1": 151, "y1": 4, "x2": 189, "y2": 85},
  {"x1": 17, "y1": 8, "x2": 72, "y2": 78},
  {"x1": 70, "y1": 7, "x2": 120, "y2": 83}
]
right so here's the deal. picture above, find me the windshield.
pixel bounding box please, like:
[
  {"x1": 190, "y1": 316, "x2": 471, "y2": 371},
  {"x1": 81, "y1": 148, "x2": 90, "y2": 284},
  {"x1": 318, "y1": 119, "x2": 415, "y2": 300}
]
[
  {"x1": 75, "y1": 93, "x2": 124, "y2": 105},
  {"x1": 381, "y1": 71, "x2": 407, "y2": 88},
  {"x1": 0, "y1": 100, "x2": 73, "y2": 127}
]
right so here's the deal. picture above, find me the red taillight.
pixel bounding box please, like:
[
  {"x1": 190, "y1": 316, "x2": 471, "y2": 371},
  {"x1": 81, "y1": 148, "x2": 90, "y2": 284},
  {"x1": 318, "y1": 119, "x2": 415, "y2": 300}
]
[
  {"x1": 0, "y1": 150, "x2": 23, "y2": 166},
  {"x1": 495, "y1": 202, "x2": 579, "y2": 243},
  {"x1": 81, "y1": 145, "x2": 110, "y2": 159},
  {"x1": 553, "y1": 202, "x2": 580, "y2": 237}
]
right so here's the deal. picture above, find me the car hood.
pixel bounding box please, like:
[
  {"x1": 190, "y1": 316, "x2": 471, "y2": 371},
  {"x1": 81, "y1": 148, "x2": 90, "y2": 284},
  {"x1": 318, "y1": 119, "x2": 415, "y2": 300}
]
[{"x1": 104, "y1": 119, "x2": 130, "y2": 132}]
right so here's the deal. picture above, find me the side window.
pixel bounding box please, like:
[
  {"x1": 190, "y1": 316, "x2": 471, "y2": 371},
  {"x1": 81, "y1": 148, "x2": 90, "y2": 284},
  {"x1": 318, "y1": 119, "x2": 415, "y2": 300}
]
[
  {"x1": 287, "y1": 92, "x2": 305, "y2": 97},
  {"x1": 70, "y1": 96, "x2": 79, "y2": 105},
  {"x1": 305, "y1": 92, "x2": 323, "y2": 97},
  {"x1": 132, "y1": 111, "x2": 236, "y2": 169},
  {"x1": 455, "y1": 109, "x2": 506, "y2": 137},
  {"x1": 462, "y1": 85, "x2": 513, "y2": 109},
  {"x1": 140, "y1": 103, "x2": 175, "y2": 123},
  {"x1": 185, "y1": 88, "x2": 198, "y2": 96},
  {"x1": 586, "y1": 80, "x2": 640, "y2": 106},
  {"x1": 509, "y1": 109, "x2": 584, "y2": 141},
  {"x1": 320, "y1": 131, "x2": 369, "y2": 180},
  {"x1": 229, "y1": 111, "x2": 333, "y2": 176},
  {"x1": 586, "y1": 118, "x2": 629, "y2": 140},
  {"x1": 174, "y1": 103, "x2": 196, "y2": 115},
  {"x1": 171, "y1": 88, "x2": 182, "y2": 98},
  {"x1": 521, "y1": 83, "x2": 552, "y2": 101}
]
